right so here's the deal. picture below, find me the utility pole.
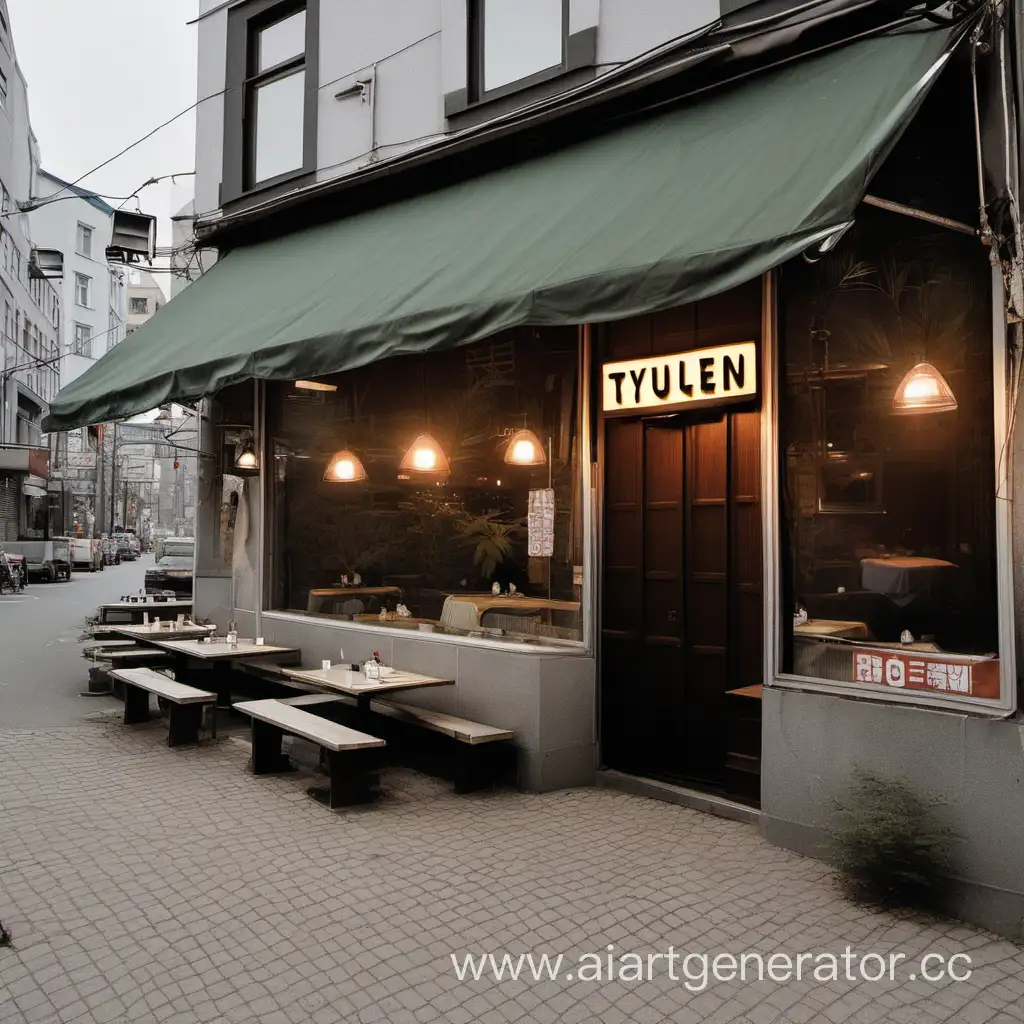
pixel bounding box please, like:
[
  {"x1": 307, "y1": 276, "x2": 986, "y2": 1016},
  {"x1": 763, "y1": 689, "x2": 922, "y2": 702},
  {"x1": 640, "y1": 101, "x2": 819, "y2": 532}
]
[{"x1": 109, "y1": 421, "x2": 118, "y2": 533}]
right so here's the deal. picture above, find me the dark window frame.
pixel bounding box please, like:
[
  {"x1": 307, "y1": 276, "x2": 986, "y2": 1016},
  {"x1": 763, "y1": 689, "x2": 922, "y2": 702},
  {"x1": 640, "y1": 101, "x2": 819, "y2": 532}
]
[
  {"x1": 222, "y1": 0, "x2": 320, "y2": 207},
  {"x1": 470, "y1": 0, "x2": 569, "y2": 103},
  {"x1": 448, "y1": 0, "x2": 596, "y2": 118}
]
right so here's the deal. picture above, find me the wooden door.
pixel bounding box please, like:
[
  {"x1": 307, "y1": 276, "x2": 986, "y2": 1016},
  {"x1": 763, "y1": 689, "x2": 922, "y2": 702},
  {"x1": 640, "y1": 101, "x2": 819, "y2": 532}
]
[{"x1": 599, "y1": 285, "x2": 762, "y2": 788}]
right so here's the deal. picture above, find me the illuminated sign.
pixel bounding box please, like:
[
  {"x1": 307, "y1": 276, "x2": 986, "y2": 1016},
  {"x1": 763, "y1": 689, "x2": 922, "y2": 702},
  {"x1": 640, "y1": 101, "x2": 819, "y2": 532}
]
[{"x1": 602, "y1": 342, "x2": 757, "y2": 416}]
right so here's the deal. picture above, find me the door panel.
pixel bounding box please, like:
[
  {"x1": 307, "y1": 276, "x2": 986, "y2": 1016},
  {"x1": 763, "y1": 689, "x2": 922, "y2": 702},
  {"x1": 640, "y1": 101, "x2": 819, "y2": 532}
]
[{"x1": 601, "y1": 397, "x2": 763, "y2": 786}]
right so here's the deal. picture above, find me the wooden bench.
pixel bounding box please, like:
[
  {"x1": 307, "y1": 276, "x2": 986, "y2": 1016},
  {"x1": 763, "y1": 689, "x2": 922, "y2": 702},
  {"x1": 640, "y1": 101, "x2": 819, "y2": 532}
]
[
  {"x1": 111, "y1": 668, "x2": 217, "y2": 747},
  {"x1": 370, "y1": 699, "x2": 514, "y2": 793},
  {"x1": 81, "y1": 640, "x2": 137, "y2": 657},
  {"x1": 85, "y1": 646, "x2": 173, "y2": 696},
  {"x1": 234, "y1": 699, "x2": 386, "y2": 808}
]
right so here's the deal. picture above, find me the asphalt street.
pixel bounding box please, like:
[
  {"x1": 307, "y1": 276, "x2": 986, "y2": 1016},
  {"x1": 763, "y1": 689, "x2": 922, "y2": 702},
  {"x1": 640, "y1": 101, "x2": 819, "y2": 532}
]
[{"x1": 0, "y1": 555, "x2": 148, "y2": 728}]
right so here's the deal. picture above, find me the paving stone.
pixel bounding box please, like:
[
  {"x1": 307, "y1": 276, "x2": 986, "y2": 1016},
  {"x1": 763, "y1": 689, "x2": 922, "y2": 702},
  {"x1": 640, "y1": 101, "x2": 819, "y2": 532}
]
[{"x1": 1, "y1": 723, "x2": 1022, "y2": 1024}]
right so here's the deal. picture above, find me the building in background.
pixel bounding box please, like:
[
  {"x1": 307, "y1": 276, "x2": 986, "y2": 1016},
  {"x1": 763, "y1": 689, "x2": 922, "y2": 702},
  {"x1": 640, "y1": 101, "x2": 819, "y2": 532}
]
[
  {"x1": 30, "y1": 172, "x2": 128, "y2": 535},
  {"x1": 125, "y1": 268, "x2": 165, "y2": 333},
  {"x1": 0, "y1": 0, "x2": 63, "y2": 540}
]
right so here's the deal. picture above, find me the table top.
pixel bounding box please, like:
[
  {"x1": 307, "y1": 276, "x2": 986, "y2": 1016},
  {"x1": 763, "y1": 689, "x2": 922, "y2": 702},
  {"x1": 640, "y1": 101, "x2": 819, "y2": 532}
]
[
  {"x1": 794, "y1": 619, "x2": 870, "y2": 639},
  {"x1": 109, "y1": 623, "x2": 216, "y2": 642},
  {"x1": 860, "y1": 557, "x2": 956, "y2": 570},
  {"x1": 151, "y1": 638, "x2": 299, "y2": 661},
  {"x1": 100, "y1": 599, "x2": 193, "y2": 611},
  {"x1": 308, "y1": 586, "x2": 402, "y2": 598},
  {"x1": 282, "y1": 664, "x2": 454, "y2": 698},
  {"x1": 447, "y1": 593, "x2": 580, "y2": 614}
]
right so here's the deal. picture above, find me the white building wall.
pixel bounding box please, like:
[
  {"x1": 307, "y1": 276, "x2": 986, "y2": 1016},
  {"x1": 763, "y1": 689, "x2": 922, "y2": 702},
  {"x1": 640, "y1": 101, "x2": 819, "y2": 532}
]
[
  {"x1": 0, "y1": 1, "x2": 60, "y2": 447},
  {"x1": 30, "y1": 172, "x2": 126, "y2": 382},
  {"x1": 193, "y1": 0, "x2": 727, "y2": 220}
]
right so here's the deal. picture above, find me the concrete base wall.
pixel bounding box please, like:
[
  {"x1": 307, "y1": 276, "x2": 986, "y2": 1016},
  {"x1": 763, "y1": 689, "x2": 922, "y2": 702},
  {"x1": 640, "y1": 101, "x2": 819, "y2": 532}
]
[{"x1": 762, "y1": 687, "x2": 1024, "y2": 940}]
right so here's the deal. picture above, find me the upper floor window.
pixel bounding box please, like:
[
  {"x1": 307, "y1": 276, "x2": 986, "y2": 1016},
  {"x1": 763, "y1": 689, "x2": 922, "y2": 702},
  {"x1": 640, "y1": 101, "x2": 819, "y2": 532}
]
[
  {"x1": 0, "y1": 69, "x2": 8, "y2": 109},
  {"x1": 223, "y1": 0, "x2": 318, "y2": 203},
  {"x1": 130, "y1": 296, "x2": 148, "y2": 314},
  {"x1": 73, "y1": 322, "x2": 92, "y2": 355},
  {"x1": 75, "y1": 273, "x2": 91, "y2": 308},
  {"x1": 248, "y1": 6, "x2": 306, "y2": 188},
  {"x1": 76, "y1": 223, "x2": 93, "y2": 258},
  {"x1": 472, "y1": 0, "x2": 567, "y2": 98}
]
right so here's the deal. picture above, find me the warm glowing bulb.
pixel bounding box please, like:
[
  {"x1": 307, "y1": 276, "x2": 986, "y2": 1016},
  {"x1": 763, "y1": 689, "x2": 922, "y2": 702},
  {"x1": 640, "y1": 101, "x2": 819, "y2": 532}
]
[
  {"x1": 236, "y1": 449, "x2": 257, "y2": 470},
  {"x1": 511, "y1": 439, "x2": 535, "y2": 463},
  {"x1": 902, "y1": 374, "x2": 940, "y2": 400},
  {"x1": 333, "y1": 459, "x2": 355, "y2": 480},
  {"x1": 412, "y1": 447, "x2": 437, "y2": 471}
]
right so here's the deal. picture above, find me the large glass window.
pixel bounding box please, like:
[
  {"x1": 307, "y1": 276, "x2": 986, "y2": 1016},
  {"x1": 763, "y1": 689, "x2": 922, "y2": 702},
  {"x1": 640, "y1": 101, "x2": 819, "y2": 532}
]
[
  {"x1": 476, "y1": 0, "x2": 565, "y2": 94},
  {"x1": 778, "y1": 211, "x2": 1000, "y2": 701},
  {"x1": 267, "y1": 330, "x2": 584, "y2": 645}
]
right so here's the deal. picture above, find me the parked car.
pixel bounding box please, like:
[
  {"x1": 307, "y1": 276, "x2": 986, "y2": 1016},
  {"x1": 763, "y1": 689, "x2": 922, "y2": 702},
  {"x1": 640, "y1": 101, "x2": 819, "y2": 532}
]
[
  {"x1": 2, "y1": 538, "x2": 72, "y2": 581},
  {"x1": 114, "y1": 532, "x2": 140, "y2": 561},
  {"x1": 145, "y1": 539, "x2": 194, "y2": 597},
  {"x1": 70, "y1": 537, "x2": 104, "y2": 572}
]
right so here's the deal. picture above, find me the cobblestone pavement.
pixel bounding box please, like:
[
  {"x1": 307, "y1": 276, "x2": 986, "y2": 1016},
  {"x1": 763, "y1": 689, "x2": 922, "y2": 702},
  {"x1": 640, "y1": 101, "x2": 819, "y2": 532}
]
[{"x1": 2, "y1": 715, "x2": 1023, "y2": 1024}]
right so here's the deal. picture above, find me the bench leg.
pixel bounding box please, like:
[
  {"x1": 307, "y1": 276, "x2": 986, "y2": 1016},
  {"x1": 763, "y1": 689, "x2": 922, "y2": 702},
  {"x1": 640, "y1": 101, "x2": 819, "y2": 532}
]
[
  {"x1": 313, "y1": 749, "x2": 380, "y2": 808},
  {"x1": 167, "y1": 704, "x2": 204, "y2": 748},
  {"x1": 453, "y1": 743, "x2": 504, "y2": 795},
  {"x1": 123, "y1": 684, "x2": 150, "y2": 725},
  {"x1": 250, "y1": 720, "x2": 294, "y2": 774}
]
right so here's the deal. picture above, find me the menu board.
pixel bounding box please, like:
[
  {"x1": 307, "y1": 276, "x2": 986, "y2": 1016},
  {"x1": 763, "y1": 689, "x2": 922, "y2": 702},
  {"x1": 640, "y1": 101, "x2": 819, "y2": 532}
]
[{"x1": 527, "y1": 488, "x2": 555, "y2": 558}]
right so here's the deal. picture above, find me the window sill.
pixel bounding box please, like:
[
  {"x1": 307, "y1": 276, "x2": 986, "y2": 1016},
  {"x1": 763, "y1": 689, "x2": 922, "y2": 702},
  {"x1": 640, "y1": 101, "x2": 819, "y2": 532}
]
[
  {"x1": 768, "y1": 672, "x2": 1015, "y2": 718},
  {"x1": 220, "y1": 168, "x2": 315, "y2": 217},
  {"x1": 264, "y1": 609, "x2": 592, "y2": 658}
]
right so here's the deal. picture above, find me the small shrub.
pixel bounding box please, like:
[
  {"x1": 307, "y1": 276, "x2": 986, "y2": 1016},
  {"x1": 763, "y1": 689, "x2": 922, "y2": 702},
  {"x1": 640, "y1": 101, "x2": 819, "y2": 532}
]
[{"x1": 826, "y1": 771, "x2": 958, "y2": 909}]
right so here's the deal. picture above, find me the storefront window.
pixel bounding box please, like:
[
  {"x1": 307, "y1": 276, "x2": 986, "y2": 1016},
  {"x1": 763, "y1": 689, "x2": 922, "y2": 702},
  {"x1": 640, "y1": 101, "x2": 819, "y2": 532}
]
[
  {"x1": 266, "y1": 329, "x2": 584, "y2": 645},
  {"x1": 778, "y1": 215, "x2": 1000, "y2": 701}
]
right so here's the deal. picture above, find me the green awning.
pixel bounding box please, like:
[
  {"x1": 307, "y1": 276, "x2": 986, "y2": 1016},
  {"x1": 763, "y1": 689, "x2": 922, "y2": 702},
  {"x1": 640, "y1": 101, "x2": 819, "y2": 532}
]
[{"x1": 47, "y1": 24, "x2": 959, "y2": 431}]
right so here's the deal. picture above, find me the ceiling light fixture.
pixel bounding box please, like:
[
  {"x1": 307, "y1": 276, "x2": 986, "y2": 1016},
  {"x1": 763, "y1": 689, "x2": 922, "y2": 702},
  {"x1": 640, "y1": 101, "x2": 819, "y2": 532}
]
[
  {"x1": 503, "y1": 428, "x2": 547, "y2": 466},
  {"x1": 399, "y1": 434, "x2": 450, "y2": 475},
  {"x1": 295, "y1": 380, "x2": 338, "y2": 392},
  {"x1": 323, "y1": 449, "x2": 367, "y2": 482},
  {"x1": 892, "y1": 362, "x2": 957, "y2": 415}
]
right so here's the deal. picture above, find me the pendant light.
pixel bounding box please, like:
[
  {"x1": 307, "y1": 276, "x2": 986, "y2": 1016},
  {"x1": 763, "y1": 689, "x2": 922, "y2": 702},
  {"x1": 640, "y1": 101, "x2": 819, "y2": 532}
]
[
  {"x1": 503, "y1": 428, "x2": 547, "y2": 467},
  {"x1": 234, "y1": 440, "x2": 258, "y2": 472},
  {"x1": 892, "y1": 362, "x2": 957, "y2": 415},
  {"x1": 399, "y1": 433, "x2": 450, "y2": 475},
  {"x1": 323, "y1": 449, "x2": 367, "y2": 482}
]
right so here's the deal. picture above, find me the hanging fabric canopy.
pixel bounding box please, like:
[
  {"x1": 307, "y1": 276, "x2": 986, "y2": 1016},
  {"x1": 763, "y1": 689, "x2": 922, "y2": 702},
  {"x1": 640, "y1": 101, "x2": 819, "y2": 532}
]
[{"x1": 46, "y1": 24, "x2": 960, "y2": 431}]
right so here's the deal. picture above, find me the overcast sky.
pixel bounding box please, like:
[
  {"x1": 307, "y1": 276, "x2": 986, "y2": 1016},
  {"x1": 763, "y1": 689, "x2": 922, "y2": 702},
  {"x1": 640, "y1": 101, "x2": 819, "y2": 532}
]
[{"x1": 8, "y1": 0, "x2": 199, "y2": 257}]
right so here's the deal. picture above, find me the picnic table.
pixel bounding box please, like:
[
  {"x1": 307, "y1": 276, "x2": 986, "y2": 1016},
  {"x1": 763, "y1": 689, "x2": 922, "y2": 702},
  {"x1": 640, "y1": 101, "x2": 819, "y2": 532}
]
[
  {"x1": 96, "y1": 599, "x2": 193, "y2": 625},
  {"x1": 282, "y1": 664, "x2": 453, "y2": 719},
  {"x1": 108, "y1": 622, "x2": 217, "y2": 643},
  {"x1": 148, "y1": 637, "x2": 300, "y2": 704}
]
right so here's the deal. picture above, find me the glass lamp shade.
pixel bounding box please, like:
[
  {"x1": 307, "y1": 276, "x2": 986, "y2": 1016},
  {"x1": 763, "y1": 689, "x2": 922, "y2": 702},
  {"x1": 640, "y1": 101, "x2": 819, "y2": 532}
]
[
  {"x1": 399, "y1": 434, "x2": 450, "y2": 474},
  {"x1": 503, "y1": 428, "x2": 547, "y2": 466},
  {"x1": 234, "y1": 444, "x2": 259, "y2": 471},
  {"x1": 323, "y1": 449, "x2": 367, "y2": 482},
  {"x1": 892, "y1": 362, "x2": 957, "y2": 415}
]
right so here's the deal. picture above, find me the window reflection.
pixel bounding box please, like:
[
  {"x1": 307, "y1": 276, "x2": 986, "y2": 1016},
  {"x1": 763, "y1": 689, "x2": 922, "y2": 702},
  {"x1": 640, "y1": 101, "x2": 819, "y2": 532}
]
[
  {"x1": 267, "y1": 330, "x2": 583, "y2": 645},
  {"x1": 253, "y1": 71, "x2": 305, "y2": 184},
  {"x1": 258, "y1": 10, "x2": 305, "y2": 72},
  {"x1": 482, "y1": 0, "x2": 564, "y2": 92}
]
